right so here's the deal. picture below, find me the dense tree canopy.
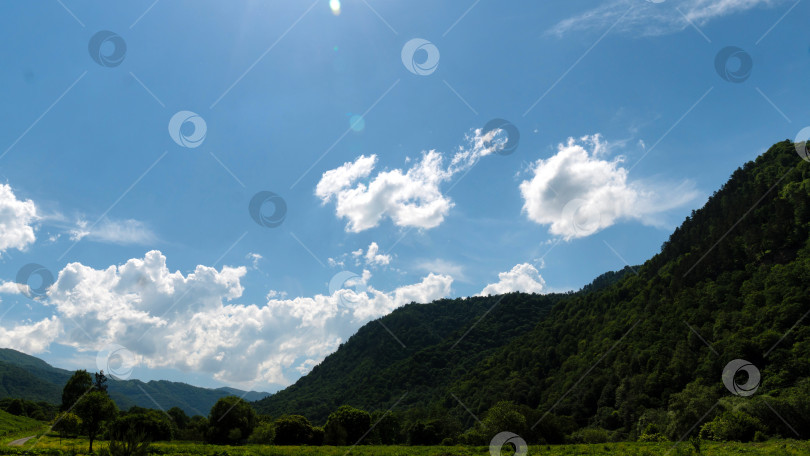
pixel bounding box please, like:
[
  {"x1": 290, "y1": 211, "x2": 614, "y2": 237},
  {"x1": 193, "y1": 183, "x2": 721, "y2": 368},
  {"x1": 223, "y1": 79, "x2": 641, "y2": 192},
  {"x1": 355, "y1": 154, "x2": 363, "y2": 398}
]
[
  {"x1": 207, "y1": 396, "x2": 257, "y2": 445},
  {"x1": 61, "y1": 370, "x2": 92, "y2": 412},
  {"x1": 324, "y1": 405, "x2": 371, "y2": 445}
]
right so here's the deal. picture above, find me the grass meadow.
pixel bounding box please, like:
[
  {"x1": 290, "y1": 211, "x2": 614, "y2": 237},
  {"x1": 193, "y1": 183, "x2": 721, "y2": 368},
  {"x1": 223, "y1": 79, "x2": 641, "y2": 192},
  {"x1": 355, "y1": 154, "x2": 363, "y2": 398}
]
[{"x1": 3, "y1": 432, "x2": 810, "y2": 456}]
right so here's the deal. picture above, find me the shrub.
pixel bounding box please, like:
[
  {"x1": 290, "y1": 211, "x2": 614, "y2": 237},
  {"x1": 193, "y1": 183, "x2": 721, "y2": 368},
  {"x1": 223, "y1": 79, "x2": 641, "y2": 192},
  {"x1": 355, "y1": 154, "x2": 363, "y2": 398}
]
[
  {"x1": 699, "y1": 410, "x2": 764, "y2": 442},
  {"x1": 107, "y1": 428, "x2": 150, "y2": 456},
  {"x1": 570, "y1": 428, "x2": 609, "y2": 444},
  {"x1": 111, "y1": 408, "x2": 174, "y2": 441},
  {"x1": 248, "y1": 422, "x2": 275, "y2": 444},
  {"x1": 638, "y1": 432, "x2": 667, "y2": 442},
  {"x1": 273, "y1": 415, "x2": 317, "y2": 445},
  {"x1": 53, "y1": 413, "x2": 82, "y2": 440}
]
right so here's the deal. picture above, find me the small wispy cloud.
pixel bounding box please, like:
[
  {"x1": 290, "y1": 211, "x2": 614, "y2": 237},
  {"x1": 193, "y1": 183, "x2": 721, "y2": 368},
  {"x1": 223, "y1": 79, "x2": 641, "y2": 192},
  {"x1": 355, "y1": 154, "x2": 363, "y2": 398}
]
[
  {"x1": 69, "y1": 218, "x2": 157, "y2": 245},
  {"x1": 548, "y1": 0, "x2": 789, "y2": 37},
  {"x1": 415, "y1": 259, "x2": 468, "y2": 283},
  {"x1": 246, "y1": 253, "x2": 263, "y2": 269},
  {"x1": 331, "y1": 242, "x2": 393, "y2": 269}
]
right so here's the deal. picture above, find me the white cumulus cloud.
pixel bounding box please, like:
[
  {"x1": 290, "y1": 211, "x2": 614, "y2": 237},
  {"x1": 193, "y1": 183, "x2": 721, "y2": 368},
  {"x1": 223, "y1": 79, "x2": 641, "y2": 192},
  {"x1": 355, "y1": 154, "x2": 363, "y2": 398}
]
[
  {"x1": 0, "y1": 184, "x2": 37, "y2": 255},
  {"x1": 364, "y1": 242, "x2": 391, "y2": 266},
  {"x1": 316, "y1": 128, "x2": 507, "y2": 232},
  {"x1": 479, "y1": 263, "x2": 546, "y2": 296},
  {"x1": 519, "y1": 135, "x2": 698, "y2": 240},
  {"x1": 69, "y1": 218, "x2": 156, "y2": 245},
  {"x1": 5, "y1": 250, "x2": 453, "y2": 387},
  {"x1": 0, "y1": 316, "x2": 62, "y2": 353}
]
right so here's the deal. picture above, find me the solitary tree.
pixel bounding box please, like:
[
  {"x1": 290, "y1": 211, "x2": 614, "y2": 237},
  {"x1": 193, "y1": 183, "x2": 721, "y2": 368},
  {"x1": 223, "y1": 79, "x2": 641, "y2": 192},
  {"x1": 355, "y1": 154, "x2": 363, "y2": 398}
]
[
  {"x1": 273, "y1": 415, "x2": 316, "y2": 445},
  {"x1": 481, "y1": 401, "x2": 528, "y2": 438},
  {"x1": 324, "y1": 405, "x2": 371, "y2": 445},
  {"x1": 93, "y1": 370, "x2": 108, "y2": 393},
  {"x1": 168, "y1": 407, "x2": 190, "y2": 430},
  {"x1": 207, "y1": 396, "x2": 257, "y2": 445},
  {"x1": 75, "y1": 391, "x2": 118, "y2": 452},
  {"x1": 62, "y1": 370, "x2": 93, "y2": 411}
]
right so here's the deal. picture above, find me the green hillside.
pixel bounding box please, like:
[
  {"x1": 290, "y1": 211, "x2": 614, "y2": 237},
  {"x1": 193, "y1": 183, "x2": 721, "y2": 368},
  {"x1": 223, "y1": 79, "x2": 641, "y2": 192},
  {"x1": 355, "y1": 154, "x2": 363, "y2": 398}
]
[
  {"x1": 448, "y1": 140, "x2": 810, "y2": 440},
  {"x1": 254, "y1": 140, "x2": 810, "y2": 442},
  {"x1": 0, "y1": 408, "x2": 43, "y2": 438},
  {"x1": 0, "y1": 349, "x2": 269, "y2": 416},
  {"x1": 254, "y1": 267, "x2": 636, "y2": 423},
  {"x1": 0, "y1": 362, "x2": 63, "y2": 404}
]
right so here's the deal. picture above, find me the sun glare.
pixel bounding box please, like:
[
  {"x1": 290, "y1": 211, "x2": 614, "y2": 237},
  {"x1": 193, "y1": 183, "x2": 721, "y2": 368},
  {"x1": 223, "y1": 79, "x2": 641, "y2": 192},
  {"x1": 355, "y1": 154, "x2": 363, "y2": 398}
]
[{"x1": 329, "y1": 0, "x2": 341, "y2": 16}]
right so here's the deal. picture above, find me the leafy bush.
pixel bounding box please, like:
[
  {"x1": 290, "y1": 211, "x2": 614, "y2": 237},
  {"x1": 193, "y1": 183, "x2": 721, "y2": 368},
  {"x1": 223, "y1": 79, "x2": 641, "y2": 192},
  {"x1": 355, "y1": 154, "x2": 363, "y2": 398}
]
[
  {"x1": 53, "y1": 412, "x2": 82, "y2": 439},
  {"x1": 110, "y1": 408, "x2": 173, "y2": 441},
  {"x1": 570, "y1": 428, "x2": 609, "y2": 444},
  {"x1": 272, "y1": 415, "x2": 317, "y2": 445},
  {"x1": 699, "y1": 410, "x2": 764, "y2": 442},
  {"x1": 638, "y1": 432, "x2": 667, "y2": 442},
  {"x1": 106, "y1": 428, "x2": 150, "y2": 456}
]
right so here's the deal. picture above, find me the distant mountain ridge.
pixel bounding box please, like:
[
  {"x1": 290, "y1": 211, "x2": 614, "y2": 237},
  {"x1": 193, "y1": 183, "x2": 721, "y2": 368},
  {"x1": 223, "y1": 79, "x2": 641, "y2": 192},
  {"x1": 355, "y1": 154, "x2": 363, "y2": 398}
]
[{"x1": 0, "y1": 348, "x2": 269, "y2": 416}]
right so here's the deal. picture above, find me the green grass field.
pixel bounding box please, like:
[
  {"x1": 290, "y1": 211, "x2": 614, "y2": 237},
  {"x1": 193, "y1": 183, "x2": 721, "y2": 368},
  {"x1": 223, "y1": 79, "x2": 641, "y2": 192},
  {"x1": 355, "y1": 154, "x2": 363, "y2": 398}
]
[
  {"x1": 3, "y1": 433, "x2": 809, "y2": 456},
  {"x1": 0, "y1": 410, "x2": 46, "y2": 443}
]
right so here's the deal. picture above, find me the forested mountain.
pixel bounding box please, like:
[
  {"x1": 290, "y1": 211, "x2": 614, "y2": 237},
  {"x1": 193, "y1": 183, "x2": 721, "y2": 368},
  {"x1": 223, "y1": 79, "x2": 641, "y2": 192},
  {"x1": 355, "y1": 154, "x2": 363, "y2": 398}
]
[
  {"x1": 0, "y1": 349, "x2": 269, "y2": 416},
  {"x1": 254, "y1": 293, "x2": 564, "y2": 422},
  {"x1": 255, "y1": 140, "x2": 810, "y2": 442},
  {"x1": 253, "y1": 268, "x2": 636, "y2": 422}
]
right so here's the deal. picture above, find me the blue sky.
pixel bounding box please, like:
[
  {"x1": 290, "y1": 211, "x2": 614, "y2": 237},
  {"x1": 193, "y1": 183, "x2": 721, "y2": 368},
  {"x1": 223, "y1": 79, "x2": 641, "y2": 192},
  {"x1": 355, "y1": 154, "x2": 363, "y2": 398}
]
[{"x1": 0, "y1": 0, "x2": 807, "y2": 394}]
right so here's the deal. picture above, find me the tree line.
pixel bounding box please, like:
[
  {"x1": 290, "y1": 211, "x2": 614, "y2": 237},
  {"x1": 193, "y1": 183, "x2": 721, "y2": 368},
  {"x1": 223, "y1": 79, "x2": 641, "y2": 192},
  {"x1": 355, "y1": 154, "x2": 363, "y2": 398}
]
[{"x1": 7, "y1": 366, "x2": 807, "y2": 449}]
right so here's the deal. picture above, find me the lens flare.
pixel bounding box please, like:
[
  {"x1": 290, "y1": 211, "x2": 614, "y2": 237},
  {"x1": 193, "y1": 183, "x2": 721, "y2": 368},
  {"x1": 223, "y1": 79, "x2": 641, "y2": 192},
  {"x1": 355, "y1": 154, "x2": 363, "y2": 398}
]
[{"x1": 329, "y1": 0, "x2": 341, "y2": 15}]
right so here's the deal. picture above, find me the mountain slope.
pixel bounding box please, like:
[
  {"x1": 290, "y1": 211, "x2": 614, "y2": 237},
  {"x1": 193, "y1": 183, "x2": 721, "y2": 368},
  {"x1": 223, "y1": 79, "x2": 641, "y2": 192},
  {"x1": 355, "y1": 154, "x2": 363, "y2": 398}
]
[
  {"x1": 0, "y1": 361, "x2": 63, "y2": 404},
  {"x1": 255, "y1": 140, "x2": 810, "y2": 441},
  {"x1": 254, "y1": 293, "x2": 563, "y2": 422},
  {"x1": 451, "y1": 140, "x2": 810, "y2": 438},
  {"x1": 254, "y1": 267, "x2": 636, "y2": 423},
  {"x1": 0, "y1": 408, "x2": 43, "y2": 438},
  {"x1": 0, "y1": 349, "x2": 269, "y2": 416}
]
